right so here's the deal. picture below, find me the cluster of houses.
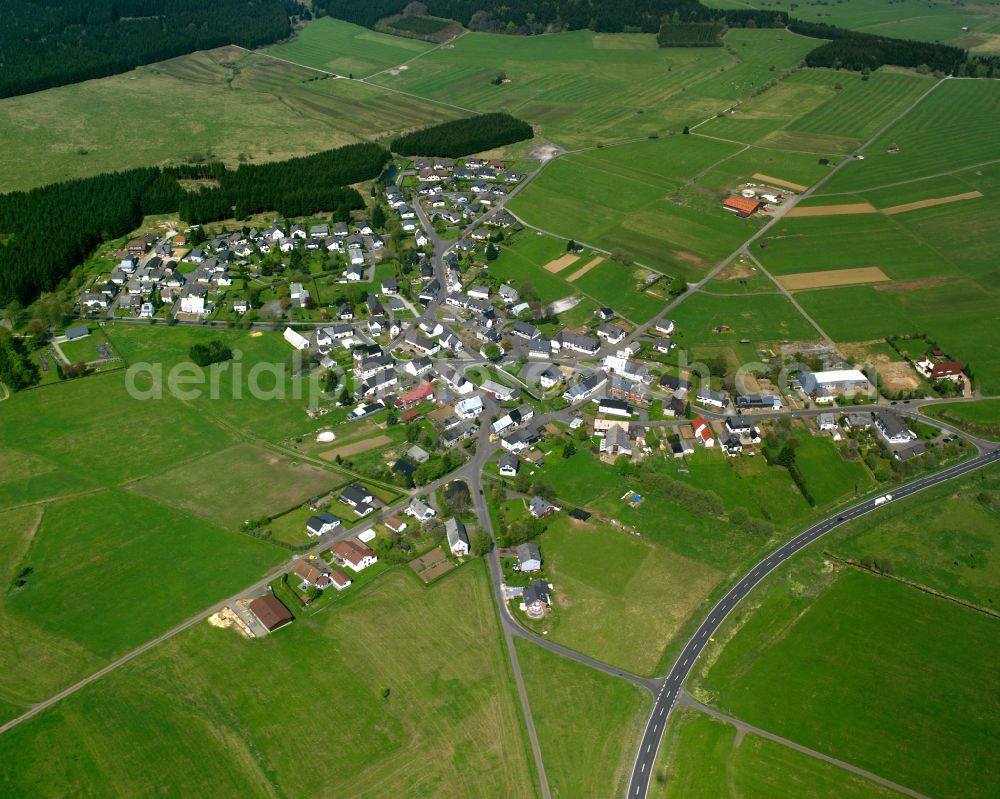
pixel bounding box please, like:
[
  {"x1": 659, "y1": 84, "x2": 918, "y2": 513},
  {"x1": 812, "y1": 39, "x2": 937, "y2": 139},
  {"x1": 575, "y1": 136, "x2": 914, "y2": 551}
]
[{"x1": 385, "y1": 156, "x2": 522, "y2": 247}]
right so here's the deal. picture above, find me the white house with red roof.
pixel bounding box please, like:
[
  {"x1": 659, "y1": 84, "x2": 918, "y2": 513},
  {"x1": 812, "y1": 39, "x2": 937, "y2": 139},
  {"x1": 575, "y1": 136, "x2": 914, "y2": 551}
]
[{"x1": 692, "y1": 416, "x2": 715, "y2": 448}]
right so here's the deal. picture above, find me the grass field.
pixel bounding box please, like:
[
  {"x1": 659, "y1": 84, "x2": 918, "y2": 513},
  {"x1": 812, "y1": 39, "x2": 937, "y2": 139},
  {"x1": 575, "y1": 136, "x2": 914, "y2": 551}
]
[
  {"x1": 0, "y1": 564, "x2": 540, "y2": 798},
  {"x1": 265, "y1": 17, "x2": 434, "y2": 77},
  {"x1": 827, "y1": 462, "x2": 1000, "y2": 609},
  {"x1": 924, "y1": 400, "x2": 1000, "y2": 441},
  {"x1": 535, "y1": 517, "x2": 723, "y2": 675},
  {"x1": 0, "y1": 371, "x2": 235, "y2": 504},
  {"x1": 0, "y1": 46, "x2": 458, "y2": 191},
  {"x1": 6, "y1": 490, "x2": 282, "y2": 662},
  {"x1": 650, "y1": 707, "x2": 906, "y2": 799},
  {"x1": 104, "y1": 323, "x2": 336, "y2": 442},
  {"x1": 0, "y1": 505, "x2": 105, "y2": 724},
  {"x1": 538, "y1": 450, "x2": 782, "y2": 573},
  {"x1": 694, "y1": 568, "x2": 1000, "y2": 799},
  {"x1": 779, "y1": 0, "x2": 1000, "y2": 43},
  {"x1": 514, "y1": 638, "x2": 650, "y2": 798},
  {"x1": 129, "y1": 443, "x2": 338, "y2": 529},
  {"x1": 509, "y1": 136, "x2": 757, "y2": 279},
  {"x1": 370, "y1": 27, "x2": 819, "y2": 150},
  {"x1": 791, "y1": 430, "x2": 873, "y2": 506},
  {"x1": 670, "y1": 291, "x2": 819, "y2": 345},
  {"x1": 700, "y1": 68, "x2": 932, "y2": 155},
  {"x1": 820, "y1": 79, "x2": 1000, "y2": 194}
]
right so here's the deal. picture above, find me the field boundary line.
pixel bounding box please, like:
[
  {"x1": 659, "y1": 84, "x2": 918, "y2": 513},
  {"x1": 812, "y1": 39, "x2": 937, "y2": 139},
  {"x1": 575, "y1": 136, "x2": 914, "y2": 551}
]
[
  {"x1": 815, "y1": 157, "x2": 1000, "y2": 197},
  {"x1": 677, "y1": 696, "x2": 933, "y2": 799},
  {"x1": 364, "y1": 30, "x2": 470, "y2": 80},
  {"x1": 243, "y1": 45, "x2": 479, "y2": 114},
  {"x1": 826, "y1": 556, "x2": 1000, "y2": 619}
]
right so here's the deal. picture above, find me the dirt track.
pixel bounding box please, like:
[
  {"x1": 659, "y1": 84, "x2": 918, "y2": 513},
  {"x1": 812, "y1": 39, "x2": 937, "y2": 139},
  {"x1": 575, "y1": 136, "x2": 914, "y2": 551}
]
[
  {"x1": 881, "y1": 190, "x2": 983, "y2": 215},
  {"x1": 752, "y1": 173, "x2": 808, "y2": 191},
  {"x1": 566, "y1": 256, "x2": 605, "y2": 282},
  {"x1": 543, "y1": 253, "x2": 580, "y2": 273},
  {"x1": 777, "y1": 266, "x2": 890, "y2": 290},
  {"x1": 786, "y1": 202, "x2": 878, "y2": 217}
]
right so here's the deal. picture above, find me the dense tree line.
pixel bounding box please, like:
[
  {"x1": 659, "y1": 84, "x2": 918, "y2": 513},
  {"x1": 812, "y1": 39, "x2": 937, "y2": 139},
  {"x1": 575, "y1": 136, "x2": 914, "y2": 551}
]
[
  {"x1": 316, "y1": 0, "x2": 783, "y2": 34},
  {"x1": 0, "y1": 328, "x2": 38, "y2": 391},
  {"x1": 390, "y1": 113, "x2": 533, "y2": 158},
  {"x1": 787, "y1": 20, "x2": 994, "y2": 74},
  {"x1": 0, "y1": 144, "x2": 390, "y2": 307},
  {"x1": 178, "y1": 143, "x2": 389, "y2": 223},
  {"x1": 0, "y1": 0, "x2": 300, "y2": 99},
  {"x1": 656, "y1": 21, "x2": 725, "y2": 46}
]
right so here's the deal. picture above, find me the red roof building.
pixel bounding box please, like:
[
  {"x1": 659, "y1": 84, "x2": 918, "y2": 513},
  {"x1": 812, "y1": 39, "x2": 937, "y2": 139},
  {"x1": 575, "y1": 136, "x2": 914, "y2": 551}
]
[
  {"x1": 722, "y1": 196, "x2": 762, "y2": 217},
  {"x1": 692, "y1": 415, "x2": 715, "y2": 447},
  {"x1": 249, "y1": 595, "x2": 293, "y2": 632},
  {"x1": 395, "y1": 382, "x2": 433, "y2": 409},
  {"x1": 930, "y1": 361, "x2": 964, "y2": 379}
]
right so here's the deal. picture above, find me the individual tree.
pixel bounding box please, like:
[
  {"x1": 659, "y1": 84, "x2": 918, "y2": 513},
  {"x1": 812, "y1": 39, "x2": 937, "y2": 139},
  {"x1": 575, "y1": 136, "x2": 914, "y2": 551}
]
[{"x1": 470, "y1": 530, "x2": 492, "y2": 556}]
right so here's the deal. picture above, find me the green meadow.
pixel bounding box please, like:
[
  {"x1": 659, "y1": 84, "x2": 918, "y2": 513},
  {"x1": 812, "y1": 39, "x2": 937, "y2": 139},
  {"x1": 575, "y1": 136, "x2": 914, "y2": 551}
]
[
  {"x1": 670, "y1": 291, "x2": 819, "y2": 346},
  {"x1": 651, "y1": 707, "x2": 907, "y2": 799},
  {"x1": 370, "y1": 27, "x2": 819, "y2": 149},
  {"x1": 0, "y1": 45, "x2": 458, "y2": 191},
  {"x1": 515, "y1": 638, "x2": 650, "y2": 799},
  {"x1": 701, "y1": 68, "x2": 932, "y2": 155},
  {"x1": 534, "y1": 517, "x2": 723, "y2": 675},
  {"x1": 265, "y1": 17, "x2": 434, "y2": 77},
  {"x1": 509, "y1": 136, "x2": 756, "y2": 279},
  {"x1": 129, "y1": 443, "x2": 339, "y2": 529},
  {"x1": 0, "y1": 564, "x2": 540, "y2": 798},
  {"x1": 924, "y1": 400, "x2": 1000, "y2": 441},
  {"x1": 695, "y1": 568, "x2": 1000, "y2": 799},
  {"x1": 827, "y1": 462, "x2": 1000, "y2": 609},
  {"x1": 820, "y1": 79, "x2": 1000, "y2": 193}
]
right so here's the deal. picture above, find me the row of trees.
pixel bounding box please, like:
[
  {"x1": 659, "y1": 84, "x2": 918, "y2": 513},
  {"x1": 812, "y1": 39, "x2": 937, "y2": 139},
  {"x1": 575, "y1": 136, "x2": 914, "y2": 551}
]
[
  {"x1": 0, "y1": 0, "x2": 299, "y2": 99},
  {"x1": 656, "y1": 22, "x2": 726, "y2": 47},
  {"x1": 0, "y1": 145, "x2": 390, "y2": 308},
  {"x1": 390, "y1": 113, "x2": 533, "y2": 158},
  {"x1": 318, "y1": 0, "x2": 785, "y2": 35},
  {"x1": 786, "y1": 20, "x2": 988, "y2": 74}
]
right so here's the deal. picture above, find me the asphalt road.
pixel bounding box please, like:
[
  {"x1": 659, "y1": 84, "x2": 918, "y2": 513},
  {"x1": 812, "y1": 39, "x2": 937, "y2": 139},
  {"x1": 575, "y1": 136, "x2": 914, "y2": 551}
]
[{"x1": 625, "y1": 447, "x2": 1000, "y2": 799}]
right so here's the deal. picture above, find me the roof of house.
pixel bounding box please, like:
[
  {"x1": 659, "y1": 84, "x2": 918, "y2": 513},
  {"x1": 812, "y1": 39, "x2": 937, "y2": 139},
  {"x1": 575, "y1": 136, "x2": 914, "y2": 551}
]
[
  {"x1": 568, "y1": 508, "x2": 591, "y2": 521},
  {"x1": 523, "y1": 579, "x2": 550, "y2": 606},
  {"x1": 331, "y1": 539, "x2": 375, "y2": 564},
  {"x1": 446, "y1": 517, "x2": 469, "y2": 548},
  {"x1": 930, "y1": 361, "x2": 964, "y2": 378},
  {"x1": 515, "y1": 542, "x2": 541, "y2": 564}
]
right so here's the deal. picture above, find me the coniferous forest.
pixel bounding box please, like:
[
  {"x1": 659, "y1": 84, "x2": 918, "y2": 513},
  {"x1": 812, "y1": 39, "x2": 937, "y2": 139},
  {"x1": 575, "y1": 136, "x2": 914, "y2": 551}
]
[
  {"x1": 390, "y1": 114, "x2": 534, "y2": 159},
  {"x1": 0, "y1": 0, "x2": 300, "y2": 99},
  {"x1": 0, "y1": 144, "x2": 391, "y2": 306}
]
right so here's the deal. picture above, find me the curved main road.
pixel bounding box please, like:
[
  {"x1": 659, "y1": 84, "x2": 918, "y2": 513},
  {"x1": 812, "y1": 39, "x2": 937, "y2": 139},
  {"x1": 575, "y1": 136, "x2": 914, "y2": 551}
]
[{"x1": 626, "y1": 447, "x2": 1000, "y2": 799}]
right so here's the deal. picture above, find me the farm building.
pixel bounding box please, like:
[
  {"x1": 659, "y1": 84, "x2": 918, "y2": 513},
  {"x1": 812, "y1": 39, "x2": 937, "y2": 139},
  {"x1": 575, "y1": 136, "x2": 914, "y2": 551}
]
[
  {"x1": 249, "y1": 595, "x2": 293, "y2": 632},
  {"x1": 722, "y1": 196, "x2": 762, "y2": 217}
]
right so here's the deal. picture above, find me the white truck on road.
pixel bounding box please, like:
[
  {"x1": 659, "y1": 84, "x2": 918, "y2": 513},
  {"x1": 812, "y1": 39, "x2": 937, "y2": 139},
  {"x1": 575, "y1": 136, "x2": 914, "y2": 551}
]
[{"x1": 874, "y1": 493, "x2": 893, "y2": 506}]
